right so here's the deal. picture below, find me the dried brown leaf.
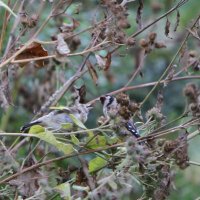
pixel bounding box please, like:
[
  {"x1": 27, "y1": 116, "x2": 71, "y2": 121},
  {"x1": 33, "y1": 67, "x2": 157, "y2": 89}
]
[
  {"x1": 136, "y1": 0, "x2": 144, "y2": 29},
  {"x1": 154, "y1": 42, "x2": 166, "y2": 49},
  {"x1": 165, "y1": 18, "x2": 172, "y2": 38},
  {"x1": 73, "y1": 85, "x2": 86, "y2": 104},
  {"x1": 174, "y1": 10, "x2": 180, "y2": 32},
  {"x1": 95, "y1": 54, "x2": 106, "y2": 70},
  {"x1": 104, "y1": 71, "x2": 115, "y2": 83},
  {"x1": 15, "y1": 42, "x2": 48, "y2": 68},
  {"x1": 104, "y1": 52, "x2": 112, "y2": 71},
  {"x1": 87, "y1": 60, "x2": 98, "y2": 85},
  {"x1": 59, "y1": 18, "x2": 80, "y2": 33}
]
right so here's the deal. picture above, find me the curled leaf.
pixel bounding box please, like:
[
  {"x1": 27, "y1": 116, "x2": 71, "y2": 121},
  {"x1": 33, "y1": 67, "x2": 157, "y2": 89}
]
[
  {"x1": 86, "y1": 60, "x2": 98, "y2": 85},
  {"x1": 15, "y1": 42, "x2": 48, "y2": 68},
  {"x1": 174, "y1": 10, "x2": 180, "y2": 32},
  {"x1": 29, "y1": 126, "x2": 75, "y2": 155},
  {"x1": 105, "y1": 52, "x2": 112, "y2": 71},
  {"x1": 136, "y1": 0, "x2": 144, "y2": 29},
  {"x1": 69, "y1": 114, "x2": 87, "y2": 129},
  {"x1": 73, "y1": 85, "x2": 86, "y2": 104},
  {"x1": 165, "y1": 18, "x2": 172, "y2": 39},
  {"x1": 95, "y1": 54, "x2": 106, "y2": 69},
  {"x1": 56, "y1": 34, "x2": 70, "y2": 55},
  {"x1": 155, "y1": 42, "x2": 166, "y2": 49},
  {"x1": 60, "y1": 18, "x2": 80, "y2": 33}
]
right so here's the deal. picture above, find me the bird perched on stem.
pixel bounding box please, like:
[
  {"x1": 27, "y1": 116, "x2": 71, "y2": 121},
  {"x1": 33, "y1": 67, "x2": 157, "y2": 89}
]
[
  {"x1": 100, "y1": 95, "x2": 140, "y2": 138},
  {"x1": 21, "y1": 85, "x2": 92, "y2": 132},
  {"x1": 20, "y1": 103, "x2": 92, "y2": 132}
]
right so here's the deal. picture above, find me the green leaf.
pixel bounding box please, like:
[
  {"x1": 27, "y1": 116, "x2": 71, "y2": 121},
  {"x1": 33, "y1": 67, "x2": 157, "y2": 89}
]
[
  {"x1": 69, "y1": 114, "x2": 87, "y2": 129},
  {"x1": 70, "y1": 135, "x2": 80, "y2": 145},
  {"x1": 86, "y1": 135, "x2": 107, "y2": 149},
  {"x1": 89, "y1": 157, "x2": 108, "y2": 173},
  {"x1": 56, "y1": 141, "x2": 75, "y2": 155},
  {"x1": 61, "y1": 123, "x2": 73, "y2": 130},
  {"x1": 55, "y1": 182, "x2": 71, "y2": 200},
  {"x1": 0, "y1": 1, "x2": 17, "y2": 17},
  {"x1": 29, "y1": 125, "x2": 45, "y2": 134},
  {"x1": 102, "y1": 132, "x2": 119, "y2": 145},
  {"x1": 30, "y1": 128, "x2": 74, "y2": 155}
]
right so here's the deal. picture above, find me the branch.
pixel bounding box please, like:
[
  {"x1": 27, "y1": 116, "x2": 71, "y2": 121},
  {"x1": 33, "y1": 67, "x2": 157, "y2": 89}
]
[
  {"x1": 35, "y1": 53, "x2": 91, "y2": 117},
  {"x1": 140, "y1": 14, "x2": 200, "y2": 107},
  {"x1": 0, "y1": 143, "x2": 123, "y2": 185},
  {"x1": 129, "y1": 0, "x2": 189, "y2": 39},
  {"x1": 88, "y1": 75, "x2": 200, "y2": 105}
]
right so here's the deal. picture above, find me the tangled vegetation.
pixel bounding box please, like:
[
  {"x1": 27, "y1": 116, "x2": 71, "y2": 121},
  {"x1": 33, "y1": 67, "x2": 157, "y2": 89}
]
[{"x1": 0, "y1": 0, "x2": 200, "y2": 199}]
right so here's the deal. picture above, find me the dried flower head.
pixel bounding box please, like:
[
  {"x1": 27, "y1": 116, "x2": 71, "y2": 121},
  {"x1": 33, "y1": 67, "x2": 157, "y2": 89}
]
[
  {"x1": 116, "y1": 93, "x2": 130, "y2": 106},
  {"x1": 183, "y1": 83, "x2": 198, "y2": 102},
  {"x1": 146, "y1": 107, "x2": 164, "y2": 122},
  {"x1": 118, "y1": 105, "x2": 132, "y2": 120},
  {"x1": 149, "y1": 32, "x2": 157, "y2": 44}
]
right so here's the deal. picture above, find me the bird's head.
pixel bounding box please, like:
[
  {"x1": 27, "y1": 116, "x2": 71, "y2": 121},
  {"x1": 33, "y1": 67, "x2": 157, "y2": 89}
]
[{"x1": 100, "y1": 95, "x2": 115, "y2": 107}]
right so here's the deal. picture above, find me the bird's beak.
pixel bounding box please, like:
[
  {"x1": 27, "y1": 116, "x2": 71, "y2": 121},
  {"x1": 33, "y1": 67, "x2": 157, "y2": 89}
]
[{"x1": 100, "y1": 96, "x2": 106, "y2": 104}]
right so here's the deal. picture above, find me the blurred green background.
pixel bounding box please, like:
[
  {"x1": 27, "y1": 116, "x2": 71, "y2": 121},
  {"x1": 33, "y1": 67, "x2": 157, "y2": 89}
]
[{"x1": 0, "y1": 0, "x2": 200, "y2": 199}]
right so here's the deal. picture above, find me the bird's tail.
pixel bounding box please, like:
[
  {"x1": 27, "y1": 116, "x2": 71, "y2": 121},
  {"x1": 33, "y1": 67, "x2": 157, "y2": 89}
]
[
  {"x1": 20, "y1": 121, "x2": 41, "y2": 132},
  {"x1": 125, "y1": 121, "x2": 140, "y2": 138}
]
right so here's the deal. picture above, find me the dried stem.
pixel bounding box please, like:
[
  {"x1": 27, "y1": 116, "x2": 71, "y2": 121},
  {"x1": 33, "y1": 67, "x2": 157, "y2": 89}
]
[
  {"x1": 0, "y1": 143, "x2": 123, "y2": 185},
  {"x1": 140, "y1": 14, "x2": 200, "y2": 107}
]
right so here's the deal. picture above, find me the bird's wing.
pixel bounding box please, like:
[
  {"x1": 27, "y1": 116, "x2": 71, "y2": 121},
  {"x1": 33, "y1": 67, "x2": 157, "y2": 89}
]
[
  {"x1": 125, "y1": 121, "x2": 140, "y2": 138},
  {"x1": 52, "y1": 108, "x2": 72, "y2": 114}
]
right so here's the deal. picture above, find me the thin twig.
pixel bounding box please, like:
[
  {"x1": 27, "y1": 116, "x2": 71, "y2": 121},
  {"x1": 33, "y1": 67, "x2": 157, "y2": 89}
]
[
  {"x1": 129, "y1": 0, "x2": 189, "y2": 39},
  {"x1": 140, "y1": 14, "x2": 200, "y2": 107},
  {"x1": 0, "y1": 143, "x2": 123, "y2": 185},
  {"x1": 188, "y1": 160, "x2": 200, "y2": 166},
  {"x1": 88, "y1": 75, "x2": 200, "y2": 105}
]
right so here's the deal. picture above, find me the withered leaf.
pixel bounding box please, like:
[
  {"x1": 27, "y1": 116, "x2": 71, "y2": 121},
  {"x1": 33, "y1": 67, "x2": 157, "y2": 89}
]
[
  {"x1": 174, "y1": 10, "x2": 180, "y2": 32},
  {"x1": 136, "y1": 0, "x2": 144, "y2": 29},
  {"x1": 95, "y1": 54, "x2": 106, "y2": 70},
  {"x1": 104, "y1": 52, "x2": 112, "y2": 71},
  {"x1": 73, "y1": 85, "x2": 86, "y2": 104},
  {"x1": 56, "y1": 34, "x2": 70, "y2": 55},
  {"x1": 155, "y1": 42, "x2": 167, "y2": 49},
  {"x1": 60, "y1": 18, "x2": 80, "y2": 33},
  {"x1": 86, "y1": 60, "x2": 98, "y2": 85},
  {"x1": 165, "y1": 18, "x2": 172, "y2": 38},
  {"x1": 15, "y1": 42, "x2": 48, "y2": 68},
  {"x1": 104, "y1": 71, "x2": 115, "y2": 83}
]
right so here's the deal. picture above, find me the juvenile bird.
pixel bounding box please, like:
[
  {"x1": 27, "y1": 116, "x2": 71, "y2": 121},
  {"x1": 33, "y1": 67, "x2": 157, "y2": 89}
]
[
  {"x1": 20, "y1": 103, "x2": 92, "y2": 132},
  {"x1": 100, "y1": 95, "x2": 140, "y2": 138}
]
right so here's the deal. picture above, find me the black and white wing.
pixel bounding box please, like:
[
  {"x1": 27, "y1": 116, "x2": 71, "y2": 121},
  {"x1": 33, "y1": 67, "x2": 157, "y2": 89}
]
[{"x1": 125, "y1": 121, "x2": 140, "y2": 138}]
